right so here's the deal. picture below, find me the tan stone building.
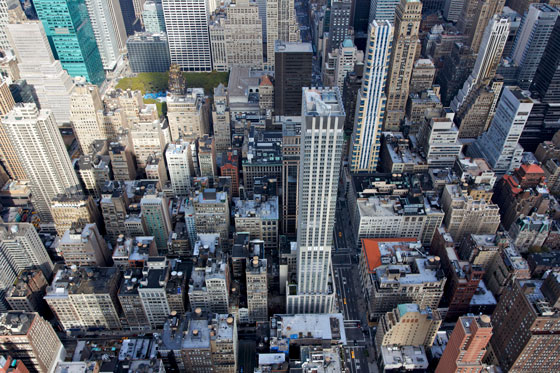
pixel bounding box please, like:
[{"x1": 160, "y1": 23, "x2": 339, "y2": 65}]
[
  {"x1": 375, "y1": 303, "x2": 441, "y2": 351},
  {"x1": 166, "y1": 88, "x2": 210, "y2": 141},
  {"x1": 384, "y1": 0, "x2": 422, "y2": 131}
]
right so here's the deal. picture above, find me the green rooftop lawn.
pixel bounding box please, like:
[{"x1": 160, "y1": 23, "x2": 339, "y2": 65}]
[{"x1": 115, "y1": 71, "x2": 229, "y2": 95}]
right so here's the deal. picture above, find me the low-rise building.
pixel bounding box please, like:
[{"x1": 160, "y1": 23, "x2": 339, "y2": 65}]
[
  {"x1": 45, "y1": 267, "x2": 122, "y2": 331},
  {"x1": 233, "y1": 196, "x2": 279, "y2": 249},
  {"x1": 359, "y1": 238, "x2": 446, "y2": 321}
]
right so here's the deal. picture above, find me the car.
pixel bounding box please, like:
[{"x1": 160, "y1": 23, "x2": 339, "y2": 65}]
[
  {"x1": 339, "y1": 232, "x2": 342, "y2": 238},
  {"x1": 344, "y1": 298, "x2": 347, "y2": 305},
  {"x1": 351, "y1": 350, "x2": 355, "y2": 359}
]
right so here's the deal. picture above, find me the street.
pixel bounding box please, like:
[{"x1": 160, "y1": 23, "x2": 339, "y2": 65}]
[{"x1": 333, "y1": 193, "x2": 378, "y2": 373}]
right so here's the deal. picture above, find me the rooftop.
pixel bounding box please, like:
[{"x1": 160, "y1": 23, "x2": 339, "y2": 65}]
[
  {"x1": 303, "y1": 88, "x2": 344, "y2": 117},
  {"x1": 362, "y1": 238, "x2": 421, "y2": 273},
  {"x1": 0, "y1": 311, "x2": 36, "y2": 336},
  {"x1": 272, "y1": 313, "x2": 347, "y2": 345},
  {"x1": 45, "y1": 267, "x2": 120, "y2": 298},
  {"x1": 233, "y1": 196, "x2": 279, "y2": 220}
]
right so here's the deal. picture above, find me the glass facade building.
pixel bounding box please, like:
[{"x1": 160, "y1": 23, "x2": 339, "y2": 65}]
[{"x1": 34, "y1": 0, "x2": 105, "y2": 85}]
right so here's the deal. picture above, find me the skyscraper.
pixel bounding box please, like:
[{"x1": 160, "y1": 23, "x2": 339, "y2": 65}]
[
  {"x1": 286, "y1": 88, "x2": 345, "y2": 314},
  {"x1": 6, "y1": 21, "x2": 75, "y2": 125},
  {"x1": 468, "y1": 86, "x2": 534, "y2": 175},
  {"x1": 531, "y1": 17, "x2": 560, "y2": 103},
  {"x1": 457, "y1": 0, "x2": 505, "y2": 53},
  {"x1": 165, "y1": 140, "x2": 193, "y2": 197},
  {"x1": 2, "y1": 104, "x2": 82, "y2": 223},
  {"x1": 350, "y1": 20, "x2": 392, "y2": 173},
  {"x1": 70, "y1": 82, "x2": 105, "y2": 153},
  {"x1": 451, "y1": 16, "x2": 510, "y2": 112},
  {"x1": 274, "y1": 42, "x2": 313, "y2": 116},
  {"x1": 265, "y1": 0, "x2": 300, "y2": 68},
  {"x1": 383, "y1": 0, "x2": 422, "y2": 131},
  {"x1": 143, "y1": 0, "x2": 166, "y2": 33},
  {"x1": 511, "y1": 4, "x2": 559, "y2": 89},
  {"x1": 84, "y1": 0, "x2": 127, "y2": 71},
  {"x1": 34, "y1": 0, "x2": 105, "y2": 84},
  {"x1": 369, "y1": 0, "x2": 400, "y2": 22},
  {"x1": 162, "y1": 0, "x2": 212, "y2": 71},
  {"x1": 327, "y1": 0, "x2": 352, "y2": 52}
]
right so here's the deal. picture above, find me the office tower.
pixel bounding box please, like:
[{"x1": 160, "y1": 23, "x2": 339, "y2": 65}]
[
  {"x1": 118, "y1": 269, "x2": 150, "y2": 331},
  {"x1": 350, "y1": 21, "x2": 392, "y2": 173},
  {"x1": 0, "y1": 223, "x2": 54, "y2": 309},
  {"x1": 34, "y1": 0, "x2": 105, "y2": 84},
  {"x1": 327, "y1": 0, "x2": 352, "y2": 52},
  {"x1": 50, "y1": 193, "x2": 100, "y2": 236},
  {"x1": 468, "y1": 86, "x2": 534, "y2": 175},
  {"x1": 265, "y1": 0, "x2": 300, "y2": 68},
  {"x1": 45, "y1": 267, "x2": 122, "y2": 331},
  {"x1": 84, "y1": 0, "x2": 127, "y2": 71},
  {"x1": 162, "y1": 0, "x2": 211, "y2": 71},
  {"x1": 0, "y1": 312, "x2": 64, "y2": 373},
  {"x1": 456, "y1": 80, "x2": 503, "y2": 139},
  {"x1": 143, "y1": 0, "x2": 166, "y2": 33},
  {"x1": 531, "y1": 18, "x2": 560, "y2": 103},
  {"x1": 209, "y1": 0, "x2": 263, "y2": 70},
  {"x1": 59, "y1": 223, "x2": 111, "y2": 266},
  {"x1": 384, "y1": 0, "x2": 422, "y2": 131},
  {"x1": 127, "y1": 33, "x2": 171, "y2": 73},
  {"x1": 490, "y1": 277, "x2": 560, "y2": 371},
  {"x1": 246, "y1": 257, "x2": 268, "y2": 323},
  {"x1": 451, "y1": 16, "x2": 509, "y2": 113},
  {"x1": 198, "y1": 135, "x2": 217, "y2": 179},
  {"x1": 70, "y1": 83, "x2": 105, "y2": 153},
  {"x1": 511, "y1": 4, "x2": 559, "y2": 89},
  {"x1": 212, "y1": 84, "x2": 231, "y2": 152},
  {"x1": 167, "y1": 88, "x2": 209, "y2": 141},
  {"x1": 444, "y1": 0, "x2": 464, "y2": 22},
  {"x1": 458, "y1": 0, "x2": 505, "y2": 53},
  {"x1": 435, "y1": 315, "x2": 492, "y2": 373},
  {"x1": 0, "y1": 79, "x2": 24, "y2": 181},
  {"x1": 375, "y1": 304, "x2": 442, "y2": 350},
  {"x1": 417, "y1": 114, "x2": 463, "y2": 168},
  {"x1": 273, "y1": 42, "x2": 312, "y2": 116},
  {"x1": 141, "y1": 194, "x2": 172, "y2": 250},
  {"x1": 0, "y1": 0, "x2": 10, "y2": 52},
  {"x1": 441, "y1": 184, "x2": 501, "y2": 241},
  {"x1": 6, "y1": 21, "x2": 75, "y2": 125},
  {"x1": 286, "y1": 88, "x2": 344, "y2": 314},
  {"x1": 241, "y1": 130, "x2": 282, "y2": 197},
  {"x1": 3, "y1": 104, "x2": 81, "y2": 223},
  {"x1": 136, "y1": 265, "x2": 171, "y2": 329},
  {"x1": 281, "y1": 120, "x2": 300, "y2": 236},
  {"x1": 120, "y1": 0, "x2": 141, "y2": 35},
  {"x1": 165, "y1": 140, "x2": 193, "y2": 196},
  {"x1": 369, "y1": 0, "x2": 400, "y2": 22}
]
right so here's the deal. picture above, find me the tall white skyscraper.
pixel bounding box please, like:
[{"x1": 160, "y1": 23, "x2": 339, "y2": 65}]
[
  {"x1": 468, "y1": 86, "x2": 534, "y2": 175},
  {"x1": 451, "y1": 16, "x2": 510, "y2": 112},
  {"x1": 6, "y1": 21, "x2": 75, "y2": 125},
  {"x1": 143, "y1": 0, "x2": 166, "y2": 33},
  {"x1": 286, "y1": 87, "x2": 345, "y2": 314},
  {"x1": 84, "y1": 0, "x2": 128, "y2": 71},
  {"x1": 511, "y1": 4, "x2": 559, "y2": 89},
  {"x1": 0, "y1": 223, "x2": 54, "y2": 310},
  {"x1": 2, "y1": 104, "x2": 82, "y2": 223},
  {"x1": 350, "y1": 20, "x2": 392, "y2": 173},
  {"x1": 162, "y1": 0, "x2": 212, "y2": 71}
]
